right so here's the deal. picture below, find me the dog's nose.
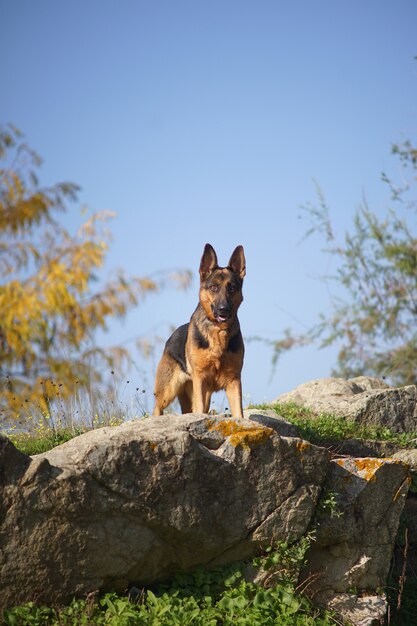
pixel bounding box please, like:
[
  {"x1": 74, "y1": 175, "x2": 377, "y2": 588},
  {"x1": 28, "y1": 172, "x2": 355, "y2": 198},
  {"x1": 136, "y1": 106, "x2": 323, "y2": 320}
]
[{"x1": 218, "y1": 304, "x2": 229, "y2": 315}]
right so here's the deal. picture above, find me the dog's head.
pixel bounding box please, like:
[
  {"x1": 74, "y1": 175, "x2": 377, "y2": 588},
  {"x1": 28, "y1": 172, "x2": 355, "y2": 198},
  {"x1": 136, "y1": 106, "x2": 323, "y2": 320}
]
[{"x1": 199, "y1": 243, "x2": 246, "y2": 325}]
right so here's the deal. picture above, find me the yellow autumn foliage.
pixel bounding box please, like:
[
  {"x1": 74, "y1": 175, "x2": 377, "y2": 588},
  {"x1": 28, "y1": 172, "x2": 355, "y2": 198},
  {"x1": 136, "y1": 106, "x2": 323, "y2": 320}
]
[{"x1": 0, "y1": 125, "x2": 191, "y2": 423}]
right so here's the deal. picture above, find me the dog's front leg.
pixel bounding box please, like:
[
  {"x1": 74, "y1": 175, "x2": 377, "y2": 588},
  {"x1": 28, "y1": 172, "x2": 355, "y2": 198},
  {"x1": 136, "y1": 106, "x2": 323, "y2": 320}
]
[
  {"x1": 225, "y1": 379, "x2": 244, "y2": 419},
  {"x1": 192, "y1": 375, "x2": 206, "y2": 414},
  {"x1": 192, "y1": 376, "x2": 212, "y2": 414},
  {"x1": 203, "y1": 389, "x2": 212, "y2": 413}
]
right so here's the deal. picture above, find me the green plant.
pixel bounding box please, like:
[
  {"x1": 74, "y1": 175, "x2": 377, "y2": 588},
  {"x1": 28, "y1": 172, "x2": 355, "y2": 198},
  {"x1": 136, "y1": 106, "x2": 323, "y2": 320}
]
[
  {"x1": 99, "y1": 594, "x2": 142, "y2": 625},
  {"x1": 253, "y1": 532, "x2": 316, "y2": 585},
  {"x1": 314, "y1": 489, "x2": 343, "y2": 521},
  {"x1": 2, "y1": 556, "x2": 338, "y2": 626},
  {"x1": 252, "y1": 401, "x2": 417, "y2": 448}
]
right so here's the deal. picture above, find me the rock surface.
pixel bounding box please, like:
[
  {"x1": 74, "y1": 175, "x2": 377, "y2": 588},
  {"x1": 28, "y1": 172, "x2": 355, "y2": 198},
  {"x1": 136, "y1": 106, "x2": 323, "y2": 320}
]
[
  {"x1": 275, "y1": 376, "x2": 417, "y2": 433},
  {"x1": 317, "y1": 438, "x2": 399, "y2": 459},
  {"x1": 327, "y1": 593, "x2": 388, "y2": 626},
  {"x1": 243, "y1": 408, "x2": 300, "y2": 437},
  {"x1": 393, "y1": 449, "x2": 417, "y2": 545},
  {"x1": 0, "y1": 413, "x2": 328, "y2": 608},
  {"x1": 393, "y1": 448, "x2": 417, "y2": 471},
  {"x1": 301, "y1": 456, "x2": 410, "y2": 600},
  {"x1": 0, "y1": 410, "x2": 410, "y2": 617}
]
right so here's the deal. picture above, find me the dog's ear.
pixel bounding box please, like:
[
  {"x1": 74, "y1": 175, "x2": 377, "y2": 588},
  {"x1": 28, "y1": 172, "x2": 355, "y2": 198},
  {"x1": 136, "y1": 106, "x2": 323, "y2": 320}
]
[
  {"x1": 228, "y1": 245, "x2": 246, "y2": 280},
  {"x1": 199, "y1": 243, "x2": 218, "y2": 281}
]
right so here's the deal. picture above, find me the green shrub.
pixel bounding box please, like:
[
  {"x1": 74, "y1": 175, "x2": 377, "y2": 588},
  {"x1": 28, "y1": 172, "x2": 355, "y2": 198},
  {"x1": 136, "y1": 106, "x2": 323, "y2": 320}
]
[{"x1": 2, "y1": 556, "x2": 337, "y2": 625}]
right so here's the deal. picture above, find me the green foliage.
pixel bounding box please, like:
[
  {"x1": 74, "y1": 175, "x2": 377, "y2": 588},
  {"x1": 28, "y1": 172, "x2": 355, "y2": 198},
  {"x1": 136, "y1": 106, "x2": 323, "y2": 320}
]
[
  {"x1": 2, "y1": 559, "x2": 338, "y2": 626},
  {"x1": 255, "y1": 401, "x2": 417, "y2": 448},
  {"x1": 272, "y1": 139, "x2": 417, "y2": 387},
  {"x1": 253, "y1": 532, "x2": 316, "y2": 585},
  {"x1": 314, "y1": 489, "x2": 343, "y2": 521},
  {"x1": 2, "y1": 585, "x2": 336, "y2": 626}
]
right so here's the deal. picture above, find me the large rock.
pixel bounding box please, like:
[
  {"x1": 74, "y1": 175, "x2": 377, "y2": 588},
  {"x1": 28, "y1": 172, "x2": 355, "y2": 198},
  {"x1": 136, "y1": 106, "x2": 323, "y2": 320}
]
[
  {"x1": 243, "y1": 407, "x2": 300, "y2": 437},
  {"x1": 0, "y1": 413, "x2": 329, "y2": 609},
  {"x1": 392, "y1": 449, "x2": 417, "y2": 545},
  {"x1": 301, "y1": 456, "x2": 410, "y2": 604},
  {"x1": 0, "y1": 411, "x2": 409, "y2": 620},
  {"x1": 327, "y1": 594, "x2": 388, "y2": 626},
  {"x1": 393, "y1": 448, "x2": 417, "y2": 473},
  {"x1": 275, "y1": 376, "x2": 417, "y2": 433}
]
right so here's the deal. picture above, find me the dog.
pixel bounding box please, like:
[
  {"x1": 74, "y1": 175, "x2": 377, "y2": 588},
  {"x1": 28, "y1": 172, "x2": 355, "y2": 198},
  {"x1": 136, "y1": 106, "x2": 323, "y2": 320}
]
[{"x1": 153, "y1": 243, "x2": 246, "y2": 418}]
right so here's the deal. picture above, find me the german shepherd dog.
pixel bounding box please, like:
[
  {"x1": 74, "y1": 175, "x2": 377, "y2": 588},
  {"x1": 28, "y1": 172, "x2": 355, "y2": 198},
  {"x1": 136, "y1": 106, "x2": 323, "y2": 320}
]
[{"x1": 153, "y1": 244, "x2": 246, "y2": 418}]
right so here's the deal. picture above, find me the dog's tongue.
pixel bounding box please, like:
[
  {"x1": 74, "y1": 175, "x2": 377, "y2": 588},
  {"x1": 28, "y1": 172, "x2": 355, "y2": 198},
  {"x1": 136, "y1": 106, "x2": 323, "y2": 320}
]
[{"x1": 216, "y1": 315, "x2": 227, "y2": 323}]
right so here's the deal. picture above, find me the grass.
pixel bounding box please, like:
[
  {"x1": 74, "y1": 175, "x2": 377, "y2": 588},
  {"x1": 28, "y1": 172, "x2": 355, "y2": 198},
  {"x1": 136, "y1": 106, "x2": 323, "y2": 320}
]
[
  {"x1": 8, "y1": 427, "x2": 86, "y2": 455},
  {"x1": 1, "y1": 370, "x2": 152, "y2": 439},
  {"x1": 253, "y1": 402, "x2": 417, "y2": 449},
  {"x1": 9, "y1": 399, "x2": 417, "y2": 457},
  {"x1": 3, "y1": 371, "x2": 150, "y2": 456}
]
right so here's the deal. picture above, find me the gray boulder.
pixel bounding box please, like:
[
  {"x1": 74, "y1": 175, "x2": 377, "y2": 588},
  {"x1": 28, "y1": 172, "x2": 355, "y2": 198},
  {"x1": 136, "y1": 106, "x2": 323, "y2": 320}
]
[
  {"x1": 301, "y1": 456, "x2": 410, "y2": 601},
  {"x1": 393, "y1": 449, "x2": 417, "y2": 544},
  {"x1": 0, "y1": 411, "x2": 409, "y2": 621},
  {"x1": 243, "y1": 407, "x2": 300, "y2": 437},
  {"x1": 393, "y1": 448, "x2": 417, "y2": 471},
  {"x1": 302, "y1": 453, "x2": 410, "y2": 624},
  {"x1": 275, "y1": 376, "x2": 417, "y2": 433},
  {"x1": 0, "y1": 414, "x2": 329, "y2": 608},
  {"x1": 327, "y1": 593, "x2": 388, "y2": 626}
]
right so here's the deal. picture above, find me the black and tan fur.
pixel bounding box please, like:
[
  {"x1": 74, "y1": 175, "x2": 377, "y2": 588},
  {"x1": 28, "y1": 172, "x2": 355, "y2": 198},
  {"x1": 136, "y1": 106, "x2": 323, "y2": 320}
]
[{"x1": 153, "y1": 243, "x2": 246, "y2": 418}]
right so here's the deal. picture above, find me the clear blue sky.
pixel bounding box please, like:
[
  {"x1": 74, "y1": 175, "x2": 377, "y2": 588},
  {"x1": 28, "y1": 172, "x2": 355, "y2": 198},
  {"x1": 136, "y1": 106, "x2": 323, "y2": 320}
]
[{"x1": 1, "y1": 0, "x2": 417, "y2": 409}]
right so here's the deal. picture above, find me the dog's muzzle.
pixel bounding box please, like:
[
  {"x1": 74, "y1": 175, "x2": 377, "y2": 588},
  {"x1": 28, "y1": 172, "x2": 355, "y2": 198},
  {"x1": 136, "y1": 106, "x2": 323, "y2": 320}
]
[{"x1": 213, "y1": 303, "x2": 230, "y2": 323}]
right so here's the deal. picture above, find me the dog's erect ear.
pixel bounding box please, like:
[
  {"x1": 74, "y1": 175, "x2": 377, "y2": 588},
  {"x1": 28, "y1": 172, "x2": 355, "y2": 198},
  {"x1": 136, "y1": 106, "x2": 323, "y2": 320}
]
[
  {"x1": 228, "y1": 245, "x2": 246, "y2": 280},
  {"x1": 199, "y1": 243, "x2": 218, "y2": 281}
]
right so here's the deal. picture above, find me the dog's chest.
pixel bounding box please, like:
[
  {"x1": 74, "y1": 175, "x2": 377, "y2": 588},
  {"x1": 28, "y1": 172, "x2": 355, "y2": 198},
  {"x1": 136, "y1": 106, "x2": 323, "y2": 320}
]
[{"x1": 203, "y1": 330, "x2": 230, "y2": 372}]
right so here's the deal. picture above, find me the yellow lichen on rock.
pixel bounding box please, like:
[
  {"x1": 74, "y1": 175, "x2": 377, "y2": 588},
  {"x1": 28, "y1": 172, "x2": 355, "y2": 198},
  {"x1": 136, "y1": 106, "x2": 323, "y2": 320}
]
[
  {"x1": 393, "y1": 475, "x2": 411, "y2": 501},
  {"x1": 335, "y1": 458, "x2": 386, "y2": 482},
  {"x1": 353, "y1": 458, "x2": 384, "y2": 481},
  {"x1": 207, "y1": 419, "x2": 273, "y2": 449},
  {"x1": 296, "y1": 440, "x2": 311, "y2": 453}
]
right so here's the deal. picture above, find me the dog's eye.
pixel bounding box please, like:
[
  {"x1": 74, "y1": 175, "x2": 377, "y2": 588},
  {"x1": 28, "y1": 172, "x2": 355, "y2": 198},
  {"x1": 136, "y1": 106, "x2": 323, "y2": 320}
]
[
  {"x1": 210, "y1": 284, "x2": 219, "y2": 292},
  {"x1": 227, "y1": 284, "x2": 236, "y2": 293}
]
